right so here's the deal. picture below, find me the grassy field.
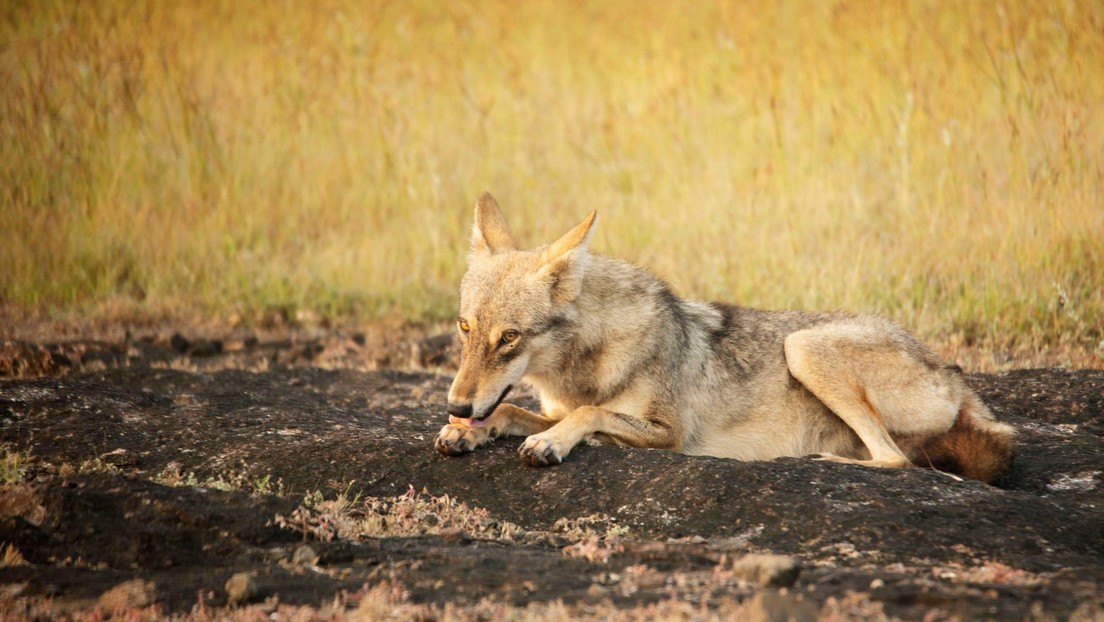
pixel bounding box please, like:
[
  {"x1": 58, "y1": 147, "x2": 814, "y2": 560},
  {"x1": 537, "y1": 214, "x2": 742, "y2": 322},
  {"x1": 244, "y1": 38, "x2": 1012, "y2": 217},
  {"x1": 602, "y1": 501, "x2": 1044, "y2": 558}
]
[{"x1": 2, "y1": 1, "x2": 1102, "y2": 351}]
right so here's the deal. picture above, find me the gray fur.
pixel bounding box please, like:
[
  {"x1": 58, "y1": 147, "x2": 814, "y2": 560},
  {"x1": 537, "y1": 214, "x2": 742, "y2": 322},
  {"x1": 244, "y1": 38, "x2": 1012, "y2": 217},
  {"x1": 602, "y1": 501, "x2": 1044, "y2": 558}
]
[{"x1": 436, "y1": 194, "x2": 1015, "y2": 482}]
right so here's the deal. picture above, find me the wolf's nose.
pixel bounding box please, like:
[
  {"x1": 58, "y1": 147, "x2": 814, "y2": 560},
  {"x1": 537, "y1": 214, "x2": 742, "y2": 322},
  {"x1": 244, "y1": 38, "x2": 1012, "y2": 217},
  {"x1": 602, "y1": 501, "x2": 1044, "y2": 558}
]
[{"x1": 446, "y1": 403, "x2": 473, "y2": 418}]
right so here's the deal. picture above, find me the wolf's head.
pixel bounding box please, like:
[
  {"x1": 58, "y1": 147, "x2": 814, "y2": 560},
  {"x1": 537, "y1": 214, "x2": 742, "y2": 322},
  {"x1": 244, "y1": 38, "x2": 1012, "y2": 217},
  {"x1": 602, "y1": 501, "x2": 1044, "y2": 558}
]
[{"x1": 446, "y1": 192, "x2": 596, "y2": 421}]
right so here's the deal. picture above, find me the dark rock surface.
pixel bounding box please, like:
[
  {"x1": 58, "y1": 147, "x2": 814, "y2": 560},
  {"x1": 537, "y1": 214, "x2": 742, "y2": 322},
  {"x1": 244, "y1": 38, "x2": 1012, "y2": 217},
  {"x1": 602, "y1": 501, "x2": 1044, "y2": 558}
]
[{"x1": 0, "y1": 360, "x2": 1101, "y2": 618}]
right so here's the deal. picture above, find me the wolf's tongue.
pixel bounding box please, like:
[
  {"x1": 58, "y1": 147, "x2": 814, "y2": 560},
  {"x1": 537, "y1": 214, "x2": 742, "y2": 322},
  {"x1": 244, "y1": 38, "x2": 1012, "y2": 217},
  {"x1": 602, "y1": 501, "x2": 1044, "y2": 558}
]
[{"x1": 449, "y1": 415, "x2": 488, "y2": 428}]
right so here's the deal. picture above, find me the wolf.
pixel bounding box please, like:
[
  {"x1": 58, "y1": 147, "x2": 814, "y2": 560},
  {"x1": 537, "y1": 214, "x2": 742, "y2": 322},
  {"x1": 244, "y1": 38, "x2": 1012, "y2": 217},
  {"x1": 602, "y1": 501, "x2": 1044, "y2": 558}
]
[{"x1": 434, "y1": 192, "x2": 1015, "y2": 484}]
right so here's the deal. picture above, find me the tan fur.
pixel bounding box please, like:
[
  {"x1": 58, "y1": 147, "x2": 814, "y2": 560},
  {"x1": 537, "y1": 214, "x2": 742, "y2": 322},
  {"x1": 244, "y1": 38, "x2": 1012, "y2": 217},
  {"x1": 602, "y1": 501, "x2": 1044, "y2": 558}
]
[{"x1": 434, "y1": 193, "x2": 1016, "y2": 484}]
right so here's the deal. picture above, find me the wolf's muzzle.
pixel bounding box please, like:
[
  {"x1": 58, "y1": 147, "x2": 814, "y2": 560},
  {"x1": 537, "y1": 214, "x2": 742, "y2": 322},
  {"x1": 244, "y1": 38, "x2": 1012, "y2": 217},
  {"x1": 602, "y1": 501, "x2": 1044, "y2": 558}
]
[
  {"x1": 446, "y1": 403, "x2": 473, "y2": 418},
  {"x1": 479, "y1": 384, "x2": 513, "y2": 420},
  {"x1": 447, "y1": 385, "x2": 514, "y2": 421}
]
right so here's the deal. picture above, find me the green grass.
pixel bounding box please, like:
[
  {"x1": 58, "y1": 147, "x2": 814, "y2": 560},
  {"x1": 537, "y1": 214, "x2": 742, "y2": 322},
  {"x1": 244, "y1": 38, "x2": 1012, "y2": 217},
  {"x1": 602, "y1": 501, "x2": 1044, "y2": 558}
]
[{"x1": 2, "y1": 1, "x2": 1102, "y2": 349}]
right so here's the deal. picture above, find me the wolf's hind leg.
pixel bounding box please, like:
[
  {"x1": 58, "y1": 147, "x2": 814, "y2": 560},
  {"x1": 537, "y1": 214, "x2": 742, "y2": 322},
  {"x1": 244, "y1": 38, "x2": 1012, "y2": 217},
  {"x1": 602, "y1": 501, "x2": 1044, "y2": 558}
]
[
  {"x1": 435, "y1": 404, "x2": 554, "y2": 456},
  {"x1": 783, "y1": 324, "x2": 949, "y2": 470}
]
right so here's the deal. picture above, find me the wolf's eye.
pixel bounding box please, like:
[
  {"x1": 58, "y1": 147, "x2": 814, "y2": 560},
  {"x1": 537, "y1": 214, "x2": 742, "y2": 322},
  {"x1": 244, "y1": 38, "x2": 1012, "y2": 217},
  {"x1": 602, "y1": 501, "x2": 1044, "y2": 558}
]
[
  {"x1": 458, "y1": 319, "x2": 470, "y2": 334},
  {"x1": 500, "y1": 330, "x2": 519, "y2": 345}
]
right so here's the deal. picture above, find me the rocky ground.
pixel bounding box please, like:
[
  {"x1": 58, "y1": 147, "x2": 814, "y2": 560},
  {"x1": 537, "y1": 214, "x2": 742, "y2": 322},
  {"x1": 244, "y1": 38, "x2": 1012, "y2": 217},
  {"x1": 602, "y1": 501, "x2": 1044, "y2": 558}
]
[{"x1": 0, "y1": 329, "x2": 1102, "y2": 620}]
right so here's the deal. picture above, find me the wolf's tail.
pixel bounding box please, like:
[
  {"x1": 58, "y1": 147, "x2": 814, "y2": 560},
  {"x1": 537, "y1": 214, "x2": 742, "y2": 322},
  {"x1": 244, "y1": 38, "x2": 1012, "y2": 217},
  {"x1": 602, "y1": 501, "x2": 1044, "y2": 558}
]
[{"x1": 912, "y1": 394, "x2": 1015, "y2": 485}]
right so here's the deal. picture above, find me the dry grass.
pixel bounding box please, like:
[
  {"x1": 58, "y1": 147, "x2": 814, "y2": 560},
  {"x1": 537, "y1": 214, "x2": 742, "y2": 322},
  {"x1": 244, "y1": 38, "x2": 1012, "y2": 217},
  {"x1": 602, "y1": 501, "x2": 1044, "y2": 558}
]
[
  {"x1": 2, "y1": 1, "x2": 1102, "y2": 352},
  {"x1": 273, "y1": 485, "x2": 633, "y2": 551},
  {"x1": 0, "y1": 543, "x2": 29, "y2": 569}
]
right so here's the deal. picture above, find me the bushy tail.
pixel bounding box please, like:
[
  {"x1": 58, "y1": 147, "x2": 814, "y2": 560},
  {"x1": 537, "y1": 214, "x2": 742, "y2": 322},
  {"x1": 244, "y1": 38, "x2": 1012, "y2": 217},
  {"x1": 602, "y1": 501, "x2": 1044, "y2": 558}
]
[{"x1": 913, "y1": 395, "x2": 1015, "y2": 485}]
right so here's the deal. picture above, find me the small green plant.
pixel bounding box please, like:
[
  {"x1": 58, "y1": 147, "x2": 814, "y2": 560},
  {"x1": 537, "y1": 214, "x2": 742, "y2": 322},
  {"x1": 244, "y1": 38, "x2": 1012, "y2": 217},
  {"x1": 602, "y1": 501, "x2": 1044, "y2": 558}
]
[
  {"x1": 78, "y1": 457, "x2": 120, "y2": 475},
  {"x1": 0, "y1": 446, "x2": 29, "y2": 484},
  {"x1": 153, "y1": 462, "x2": 284, "y2": 497},
  {"x1": 152, "y1": 464, "x2": 200, "y2": 488}
]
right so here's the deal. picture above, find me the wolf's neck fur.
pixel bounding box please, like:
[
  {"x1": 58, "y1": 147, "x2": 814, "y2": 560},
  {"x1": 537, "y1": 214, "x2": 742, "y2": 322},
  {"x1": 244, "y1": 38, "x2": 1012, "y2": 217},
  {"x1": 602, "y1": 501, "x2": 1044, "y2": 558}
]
[{"x1": 526, "y1": 253, "x2": 722, "y2": 412}]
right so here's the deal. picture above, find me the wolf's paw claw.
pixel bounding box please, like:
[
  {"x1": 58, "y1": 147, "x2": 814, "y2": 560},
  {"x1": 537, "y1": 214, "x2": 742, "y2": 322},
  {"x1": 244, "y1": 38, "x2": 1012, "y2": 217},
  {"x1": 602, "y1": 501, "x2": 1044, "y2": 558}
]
[
  {"x1": 434, "y1": 424, "x2": 488, "y2": 456},
  {"x1": 518, "y1": 436, "x2": 565, "y2": 467}
]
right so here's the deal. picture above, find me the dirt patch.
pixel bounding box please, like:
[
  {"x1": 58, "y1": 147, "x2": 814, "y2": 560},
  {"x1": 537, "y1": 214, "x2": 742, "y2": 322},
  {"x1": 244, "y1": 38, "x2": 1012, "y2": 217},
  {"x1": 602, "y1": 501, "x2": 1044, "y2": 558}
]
[{"x1": 0, "y1": 332, "x2": 1102, "y2": 619}]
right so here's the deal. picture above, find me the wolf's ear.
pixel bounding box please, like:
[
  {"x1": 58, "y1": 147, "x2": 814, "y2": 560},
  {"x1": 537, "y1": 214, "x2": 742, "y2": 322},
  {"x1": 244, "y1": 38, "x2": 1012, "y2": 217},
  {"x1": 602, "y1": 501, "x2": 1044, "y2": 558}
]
[
  {"x1": 471, "y1": 192, "x2": 516, "y2": 254},
  {"x1": 537, "y1": 211, "x2": 597, "y2": 304}
]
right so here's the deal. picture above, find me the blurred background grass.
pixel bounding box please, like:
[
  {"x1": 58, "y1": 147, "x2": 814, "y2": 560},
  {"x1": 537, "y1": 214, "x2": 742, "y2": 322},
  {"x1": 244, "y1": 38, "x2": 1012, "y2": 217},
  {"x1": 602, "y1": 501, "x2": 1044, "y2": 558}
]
[{"x1": 1, "y1": 0, "x2": 1101, "y2": 350}]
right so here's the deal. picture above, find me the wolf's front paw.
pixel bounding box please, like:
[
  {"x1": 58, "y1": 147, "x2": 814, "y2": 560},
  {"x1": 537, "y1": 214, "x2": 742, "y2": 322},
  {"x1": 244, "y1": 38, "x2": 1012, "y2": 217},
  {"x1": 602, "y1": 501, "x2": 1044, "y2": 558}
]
[
  {"x1": 518, "y1": 434, "x2": 568, "y2": 467},
  {"x1": 435, "y1": 424, "x2": 491, "y2": 456}
]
